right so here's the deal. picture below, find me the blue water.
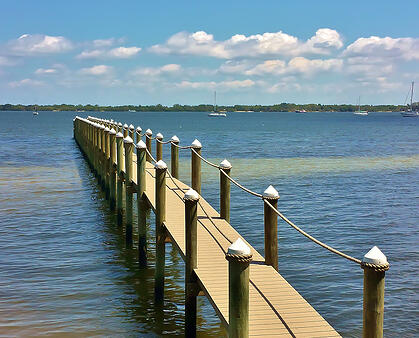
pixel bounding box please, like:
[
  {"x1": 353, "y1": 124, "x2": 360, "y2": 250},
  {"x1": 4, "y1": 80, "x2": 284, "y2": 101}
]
[{"x1": 0, "y1": 111, "x2": 418, "y2": 337}]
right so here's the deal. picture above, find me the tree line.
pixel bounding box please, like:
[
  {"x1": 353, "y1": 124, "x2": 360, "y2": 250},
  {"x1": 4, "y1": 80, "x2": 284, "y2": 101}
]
[{"x1": 0, "y1": 102, "x2": 414, "y2": 112}]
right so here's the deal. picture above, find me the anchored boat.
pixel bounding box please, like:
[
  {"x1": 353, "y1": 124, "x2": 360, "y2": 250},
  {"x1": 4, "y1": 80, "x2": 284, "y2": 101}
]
[
  {"x1": 208, "y1": 91, "x2": 227, "y2": 117},
  {"x1": 401, "y1": 82, "x2": 419, "y2": 117}
]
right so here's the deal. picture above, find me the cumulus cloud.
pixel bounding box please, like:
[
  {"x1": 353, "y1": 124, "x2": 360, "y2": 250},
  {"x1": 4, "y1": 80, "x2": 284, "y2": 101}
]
[
  {"x1": 344, "y1": 36, "x2": 419, "y2": 60},
  {"x1": 133, "y1": 64, "x2": 181, "y2": 76},
  {"x1": 79, "y1": 65, "x2": 112, "y2": 75},
  {"x1": 175, "y1": 79, "x2": 255, "y2": 90},
  {"x1": 8, "y1": 34, "x2": 73, "y2": 55},
  {"x1": 9, "y1": 78, "x2": 44, "y2": 88},
  {"x1": 35, "y1": 68, "x2": 57, "y2": 75},
  {"x1": 92, "y1": 38, "x2": 123, "y2": 47},
  {"x1": 76, "y1": 46, "x2": 141, "y2": 59},
  {"x1": 0, "y1": 56, "x2": 16, "y2": 66},
  {"x1": 149, "y1": 28, "x2": 343, "y2": 59}
]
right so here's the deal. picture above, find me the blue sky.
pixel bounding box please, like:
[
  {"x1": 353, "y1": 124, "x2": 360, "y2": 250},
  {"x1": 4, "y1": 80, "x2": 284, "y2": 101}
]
[{"x1": 1, "y1": 0, "x2": 418, "y2": 106}]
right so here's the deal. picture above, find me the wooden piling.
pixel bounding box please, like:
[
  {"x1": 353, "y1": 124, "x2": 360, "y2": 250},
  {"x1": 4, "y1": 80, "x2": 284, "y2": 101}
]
[
  {"x1": 128, "y1": 124, "x2": 135, "y2": 140},
  {"x1": 154, "y1": 160, "x2": 167, "y2": 303},
  {"x1": 184, "y1": 189, "x2": 200, "y2": 337},
  {"x1": 109, "y1": 128, "x2": 117, "y2": 210},
  {"x1": 124, "y1": 135, "x2": 134, "y2": 245},
  {"x1": 136, "y1": 140, "x2": 148, "y2": 267},
  {"x1": 156, "y1": 133, "x2": 163, "y2": 161},
  {"x1": 362, "y1": 246, "x2": 389, "y2": 338},
  {"x1": 226, "y1": 238, "x2": 252, "y2": 338},
  {"x1": 116, "y1": 131, "x2": 125, "y2": 225},
  {"x1": 170, "y1": 136, "x2": 179, "y2": 179},
  {"x1": 136, "y1": 126, "x2": 142, "y2": 144},
  {"x1": 219, "y1": 159, "x2": 232, "y2": 223},
  {"x1": 191, "y1": 139, "x2": 202, "y2": 195},
  {"x1": 104, "y1": 127, "x2": 110, "y2": 199},
  {"x1": 123, "y1": 123, "x2": 128, "y2": 138},
  {"x1": 263, "y1": 185, "x2": 280, "y2": 271},
  {"x1": 145, "y1": 129, "x2": 153, "y2": 162}
]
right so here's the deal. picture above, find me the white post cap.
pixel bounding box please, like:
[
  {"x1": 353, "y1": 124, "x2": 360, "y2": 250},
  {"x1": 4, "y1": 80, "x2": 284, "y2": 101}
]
[
  {"x1": 362, "y1": 246, "x2": 388, "y2": 265},
  {"x1": 129, "y1": 124, "x2": 135, "y2": 130},
  {"x1": 136, "y1": 140, "x2": 146, "y2": 149},
  {"x1": 191, "y1": 139, "x2": 202, "y2": 148},
  {"x1": 123, "y1": 123, "x2": 128, "y2": 129},
  {"x1": 123, "y1": 136, "x2": 133, "y2": 144},
  {"x1": 219, "y1": 159, "x2": 232, "y2": 169},
  {"x1": 156, "y1": 132, "x2": 163, "y2": 140},
  {"x1": 227, "y1": 238, "x2": 251, "y2": 255},
  {"x1": 184, "y1": 188, "x2": 199, "y2": 201},
  {"x1": 154, "y1": 160, "x2": 167, "y2": 169},
  {"x1": 109, "y1": 128, "x2": 116, "y2": 135},
  {"x1": 136, "y1": 126, "x2": 142, "y2": 132},
  {"x1": 116, "y1": 131, "x2": 124, "y2": 138},
  {"x1": 104, "y1": 127, "x2": 110, "y2": 132},
  {"x1": 100, "y1": 124, "x2": 106, "y2": 129},
  {"x1": 118, "y1": 122, "x2": 123, "y2": 126},
  {"x1": 263, "y1": 185, "x2": 280, "y2": 199},
  {"x1": 171, "y1": 135, "x2": 179, "y2": 143},
  {"x1": 145, "y1": 128, "x2": 152, "y2": 135}
]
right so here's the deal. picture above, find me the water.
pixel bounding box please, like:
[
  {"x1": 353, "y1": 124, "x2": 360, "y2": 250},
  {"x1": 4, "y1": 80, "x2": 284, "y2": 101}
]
[{"x1": 0, "y1": 111, "x2": 418, "y2": 337}]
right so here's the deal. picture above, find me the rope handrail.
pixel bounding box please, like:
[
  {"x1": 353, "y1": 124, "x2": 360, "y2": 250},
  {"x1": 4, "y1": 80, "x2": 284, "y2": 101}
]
[
  {"x1": 219, "y1": 168, "x2": 264, "y2": 198},
  {"x1": 145, "y1": 134, "x2": 156, "y2": 140},
  {"x1": 191, "y1": 148, "x2": 220, "y2": 169},
  {"x1": 156, "y1": 139, "x2": 172, "y2": 144},
  {"x1": 171, "y1": 142, "x2": 193, "y2": 150},
  {"x1": 145, "y1": 148, "x2": 157, "y2": 164},
  {"x1": 263, "y1": 200, "x2": 362, "y2": 265}
]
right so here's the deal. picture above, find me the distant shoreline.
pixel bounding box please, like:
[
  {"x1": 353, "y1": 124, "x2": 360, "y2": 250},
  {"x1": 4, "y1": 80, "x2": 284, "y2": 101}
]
[{"x1": 0, "y1": 103, "x2": 413, "y2": 113}]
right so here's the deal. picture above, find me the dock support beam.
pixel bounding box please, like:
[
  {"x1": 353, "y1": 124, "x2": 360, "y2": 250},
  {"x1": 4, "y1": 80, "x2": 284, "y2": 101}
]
[
  {"x1": 155, "y1": 160, "x2": 167, "y2": 303},
  {"x1": 124, "y1": 135, "x2": 134, "y2": 246},
  {"x1": 191, "y1": 139, "x2": 202, "y2": 195},
  {"x1": 263, "y1": 185, "x2": 280, "y2": 271},
  {"x1": 136, "y1": 140, "x2": 148, "y2": 267},
  {"x1": 362, "y1": 246, "x2": 389, "y2": 338},
  {"x1": 116, "y1": 131, "x2": 125, "y2": 226},
  {"x1": 226, "y1": 238, "x2": 252, "y2": 338},
  {"x1": 170, "y1": 136, "x2": 179, "y2": 179},
  {"x1": 219, "y1": 159, "x2": 232, "y2": 223},
  {"x1": 184, "y1": 189, "x2": 199, "y2": 337}
]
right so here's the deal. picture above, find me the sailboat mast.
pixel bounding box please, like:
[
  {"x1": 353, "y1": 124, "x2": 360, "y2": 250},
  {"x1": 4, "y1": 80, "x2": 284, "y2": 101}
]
[
  {"x1": 411, "y1": 82, "x2": 414, "y2": 110},
  {"x1": 214, "y1": 91, "x2": 217, "y2": 111}
]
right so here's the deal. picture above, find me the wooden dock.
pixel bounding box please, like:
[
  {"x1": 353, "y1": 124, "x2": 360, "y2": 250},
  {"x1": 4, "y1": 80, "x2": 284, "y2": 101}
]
[{"x1": 73, "y1": 116, "x2": 390, "y2": 338}]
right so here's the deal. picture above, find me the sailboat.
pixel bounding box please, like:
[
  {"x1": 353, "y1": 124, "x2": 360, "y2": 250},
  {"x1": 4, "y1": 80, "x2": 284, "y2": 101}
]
[
  {"x1": 401, "y1": 82, "x2": 419, "y2": 117},
  {"x1": 208, "y1": 91, "x2": 227, "y2": 117},
  {"x1": 33, "y1": 105, "x2": 39, "y2": 116},
  {"x1": 354, "y1": 96, "x2": 368, "y2": 115}
]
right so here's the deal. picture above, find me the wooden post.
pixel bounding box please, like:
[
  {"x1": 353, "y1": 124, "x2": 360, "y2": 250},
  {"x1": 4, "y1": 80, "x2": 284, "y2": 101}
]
[
  {"x1": 136, "y1": 139, "x2": 148, "y2": 268},
  {"x1": 191, "y1": 139, "x2": 202, "y2": 195},
  {"x1": 362, "y1": 246, "x2": 389, "y2": 338},
  {"x1": 171, "y1": 135, "x2": 179, "y2": 179},
  {"x1": 109, "y1": 128, "x2": 117, "y2": 210},
  {"x1": 184, "y1": 189, "x2": 200, "y2": 337},
  {"x1": 219, "y1": 159, "x2": 232, "y2": 223},
  {"x1": 154, "y1": 160, "x2": 167, "y2": 303},
  {"x1": 145, "y1": 129, "x2": 153, "y2": 162},
  {"x1": 104, "y1": 127, "x2": 110, "y2": 199},
  {"x1": 263, "y1": 185, "x2": 280, "y2": 271},
  {"x1": 128, "y1": 124, "x2": 135, "y2": 140},
  {"x1": 136, "y1": 126, "x2": 142, "y2": 144},
  {"x1": 100, "y1": 124, "x2": 106, "y2": 188},
  {"x1": 226, "y1": 238, "x2": 252, "y2": 338},
  {"x1": 156, "y1": 133, "x2": 163, "y2": 161},
  {"x1": 124, "y1": 135, "x2": 134, "y2": 245},
  {"x1": 123, "y1": 123, "x2": 128, "y2": 138},
  {"x1": 117, "y1": 122, "x2": 123, "y2": 133},
  {"x1": 116, "y1": 131, "x2": 125, "y2": 225}
]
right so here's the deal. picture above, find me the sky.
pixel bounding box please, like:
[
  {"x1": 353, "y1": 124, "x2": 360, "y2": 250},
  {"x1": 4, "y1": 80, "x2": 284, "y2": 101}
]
[{"x1": 0, "y1": 0, "x2": 418, "y2": 106}]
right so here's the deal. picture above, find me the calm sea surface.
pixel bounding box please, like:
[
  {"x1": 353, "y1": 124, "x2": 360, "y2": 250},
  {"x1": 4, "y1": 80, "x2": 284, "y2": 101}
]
[{"x1": 0, "y1": 111, "x2": 418, "y2": 337}]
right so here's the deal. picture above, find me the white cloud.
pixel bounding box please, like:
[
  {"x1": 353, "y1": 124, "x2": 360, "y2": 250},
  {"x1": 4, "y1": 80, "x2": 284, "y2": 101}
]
[
  {"x1": 79, "y1": 65, "x2": 112, "y2": 76},
  {"x1": 344, "y1": 36, "x2": 419, "y2": 60},
  {"x1": 287, "y1": 57, "x2": 343, "y2": 74},
  {"x1": 76, "y1": 46, "x2": 141, "y2": 59},
  {"x1": 9, "y1": 34, "x2": 73, "y2": 55},
  {"x1": 175, "y1": 79, "x2": 255, "y2": 90},
  {"x1": 0, "y1": 56, "x2": 16, "y2": 66},
  {"x1": 149, "y1": 28, "x2": 343, "y2": 59},
  {"x1": 9, "y1": 78, "x2": 45, "y2": 88},
  {"x1": 133, "y1": 64, "x2": 181, "y2": 76},
  {"x1": 92, "y1": 38, "x2": 121, "y2": 47},
  {"x1": 35, "y1": 68, "x2": 57, "y2": 75}
]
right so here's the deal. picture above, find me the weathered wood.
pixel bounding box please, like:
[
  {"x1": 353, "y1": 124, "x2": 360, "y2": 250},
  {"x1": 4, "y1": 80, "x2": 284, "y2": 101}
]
[
  {"x1": 109, "y1": 128, "x2": 117, "y2": 210},
  {"x1": 263, "y1": 186, "x2": 280, "y2": 271},
  {"x1": 170, "y1": 136, "x2": 179, "y2": 179},
  {"x1": 219, "y1": 160, "x2": 232, "y2": 223},
  {"x1": 145, "y1": 129, "x2": 152, "y2": 162},
  {"x1": 191, "y1": 139, "x2": 202, "y2": 194},
  {"x1": 156, "y1": 133, "x2": 163, "y2": 161},
  {"x1": 124, "y1": 135, "x2": 134, "y2": 245},
  {"x1": 116, "y1": 131, "x2": 124, "y2": 226}
]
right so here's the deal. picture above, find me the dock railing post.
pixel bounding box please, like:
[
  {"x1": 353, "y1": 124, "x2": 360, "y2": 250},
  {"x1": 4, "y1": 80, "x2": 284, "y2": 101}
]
[
  {"x1": 136, "y1": 126, "x2": 142, "y2": 144},
  {"x1": 145, "y1": 129, "x2": 153, "y2": 162},
  {"x1": 136, "y1": 140, "x2": 148, "y2": 267},
  {"x1": 100, "y1": 124, "x2": 106, "y2": 188},
  {"x1": 263, "y1": 185, "x2": 280, "y2": 271},
  {"x1": 93, "y1": 123, "x2": 99, "y2": 175},
  {"x1": 109, "y1": 128, "x2": 117, "y2": 210},
  {"x1": 219, "y1": 159, "x2": 232, "y2": 223},
  {"x1": 155, "y1": 160, "x2": 167, "y2": 303},
  {"x1": 128, "y1": 124, "x2": 135, "y2": 140},
  {"x1": 362, "y1": 246, "x2": 389, "y2": 338},
  {"x1": 124, "y1": 135, "x2": 134, "y2": 245},
  {"x1": 116, "y1": 131, "x2": 125, "y2": 225},
  {"x1": 170, "y1": 136, "x2": 179, "y2": 179},
  {"x1": 184, "y1": 189, "x2": 199, "y2": 337},
  {"x1": 118, "y1": 122, "x2": 123, "y2": 134},
  {"x1": 123, "y1": 123, "x2": 128, "y2": 138},
  {"x1": 191, "y1": 139, "x2": 202, "y2": 194},
  {"x1": 226, "y1": 238, "x2": 252, "y2": 338},
  {"x1": 156, "y1": 133, "x2": 163, "y2": 161},
  {"x1": 104, "y1": 127, "x2": 110, "y2": 199}
]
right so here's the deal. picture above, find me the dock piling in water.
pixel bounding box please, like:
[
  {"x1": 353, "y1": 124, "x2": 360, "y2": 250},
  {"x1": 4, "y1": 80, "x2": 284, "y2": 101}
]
[
  {"x1": 145, "y1": 129, "x2": 153, "y2": 162},
  {"x1": 156, "y1": 133, "x2": 163, "y2": 161},
  {"x1": 219, "y1": 159, "x2": 232, "y2": 223},
  {"x1": 116, "y1": 131, "x2": 124, "y2": 226},
  {"x1": 263, "y1": 185, "x2": 280, "y2": 271},
  {"x1": 109, "y1": 128, "x2": 117, "y2": 210},
  {"x1": 170, "y1": 135, "x2": 179, "y2": 179},
  {"x1": 136, "y1": 140, "x2": 148, "y2": 267},
  {"x1": 124, "y1": 135, "x2": 134, "y2": 245},
  {"x1": 191, "y1": 139, "x2": 202, "y2": 194}
]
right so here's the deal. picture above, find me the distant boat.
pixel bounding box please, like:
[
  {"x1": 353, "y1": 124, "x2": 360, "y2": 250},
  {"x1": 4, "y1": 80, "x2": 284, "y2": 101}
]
[
  {"x1": 32, "y1": 111, "x2": 39, "y2": 116},
  {"x1": 128, "y1": 109, "x2": 136, "y2": 112},
  {"x1": 354, "y1": 96, "x2": 368, "y2": 115},
  {"x1": 295, "y1": 109, "x2": 307, "y2": 113},
  {"x1": 401, "y1": 81, "x2": 419, "y2": 117},
  {"x1": 208, "y1": 91, "x2": 227, "y2": 117}
]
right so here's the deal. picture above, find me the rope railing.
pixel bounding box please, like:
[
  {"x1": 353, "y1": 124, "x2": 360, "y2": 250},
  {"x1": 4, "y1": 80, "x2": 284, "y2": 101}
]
[
  {"x1": 145, "y1": 148, "x2": 157, "y2": 164},
  {"x1": 171, "y1": 142, "x2": 193, "y2": 150},
  {"x1": 219, "y1": 168, "x2": 264, "y2": 198},
  {"x1": 191, "y1": 148, "x2": 220, "y2": 169},
  {"x1": 156, "y1": 138, "x2": 172, "y2": 144},
  {"x1": 263, "y1": 200, "x2": 362, "y2": 265}
]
